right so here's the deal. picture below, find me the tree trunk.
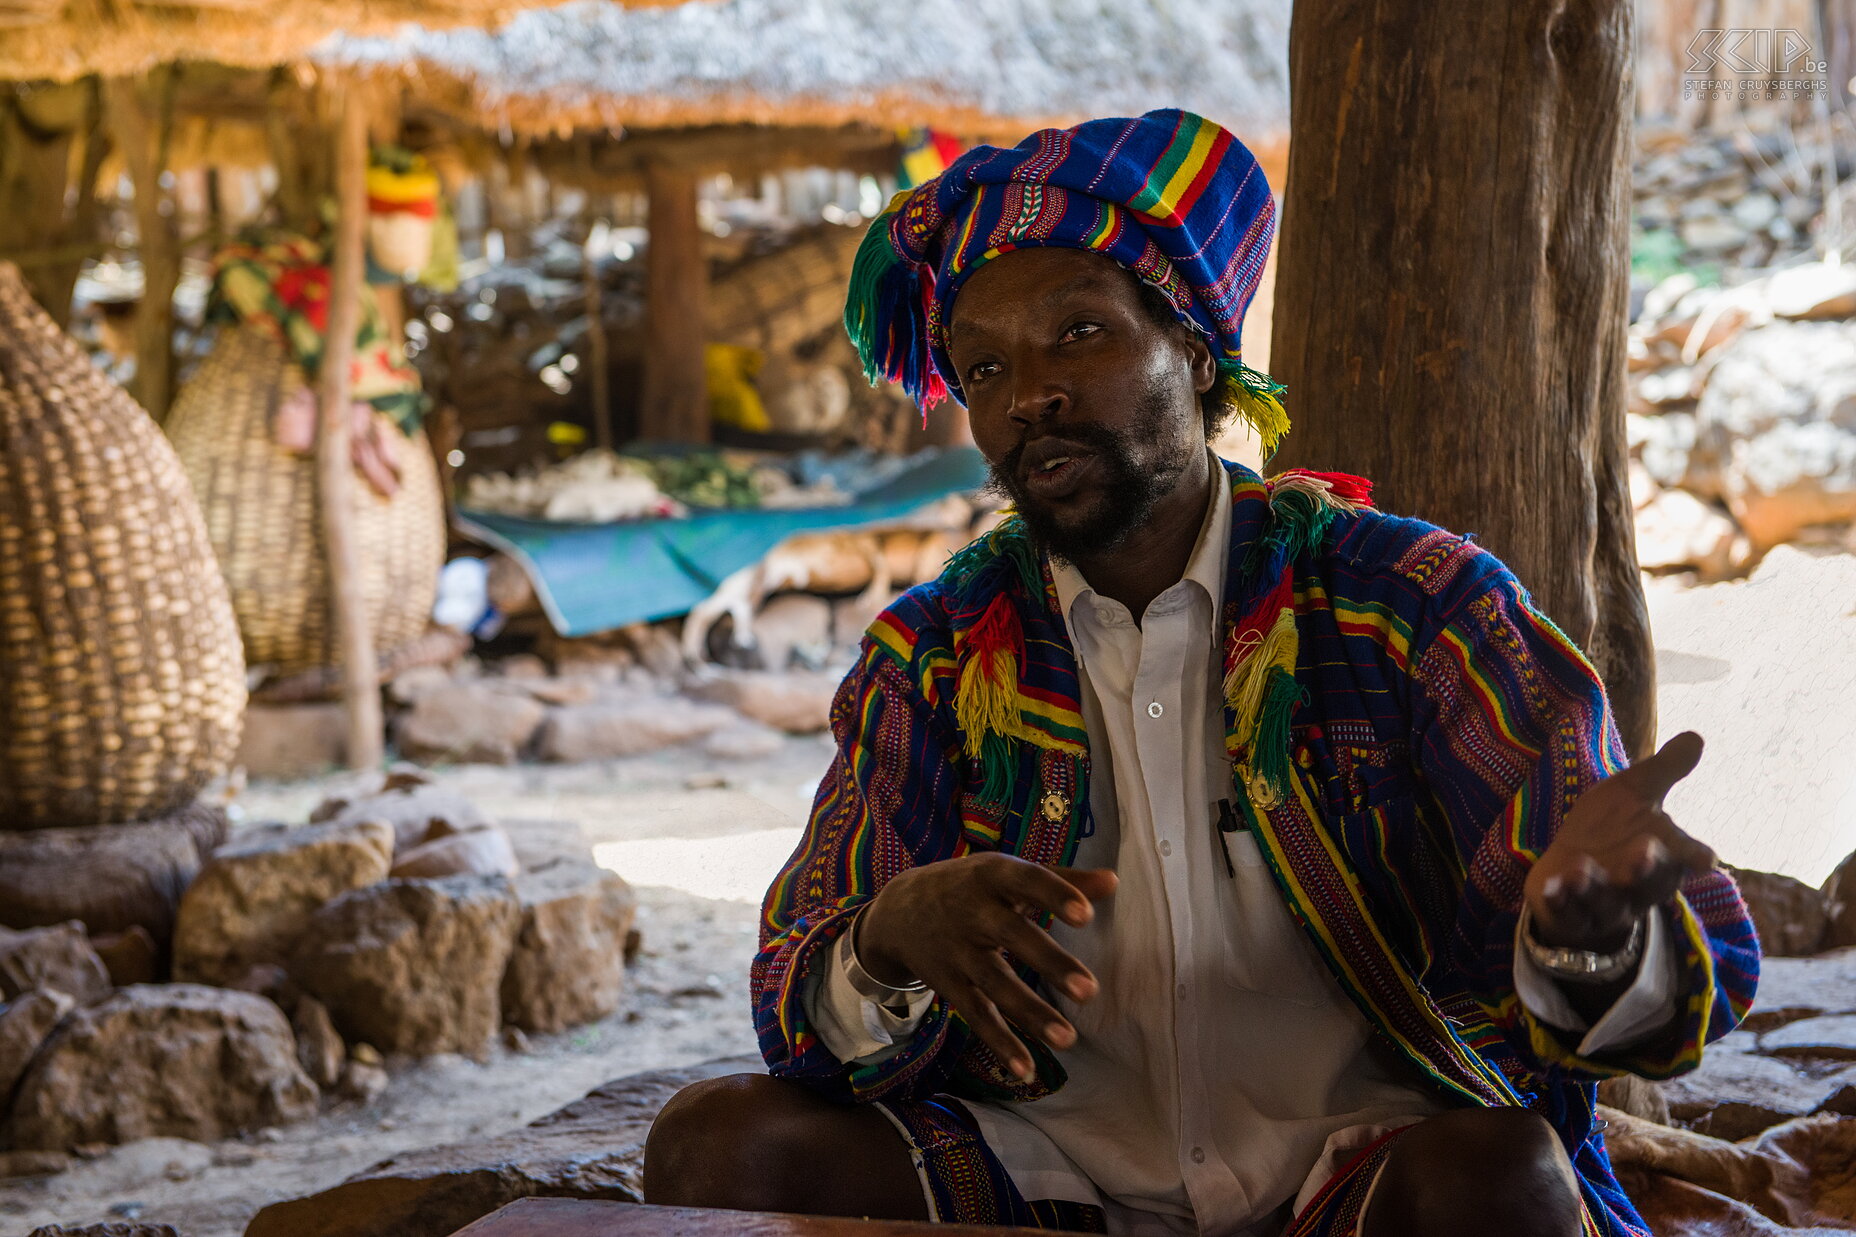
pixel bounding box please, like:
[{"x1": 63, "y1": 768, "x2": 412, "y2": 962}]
[
  {"x1": 105, "y1": 70, "x2": 179, "y2": 422},
  {"x1": 1271, "y1": 0, "x2": 1656, "y2": 759},
  {"x1": 316, "y1": 85, "x2": 384, "y2": 772},
  {"x1": 639, "y1": 162, "x2": 709, "y2": 444}
]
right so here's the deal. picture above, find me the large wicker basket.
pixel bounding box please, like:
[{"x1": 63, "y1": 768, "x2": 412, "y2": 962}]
[
  {"x1": 0, "y1": 263, "x2": 246, "y2": 830},
  {"x1": 164, "y1": 325, "x2": 446, "y2": 677}
]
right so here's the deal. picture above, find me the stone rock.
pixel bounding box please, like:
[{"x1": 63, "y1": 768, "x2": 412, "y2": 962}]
[
  {"x1": 90, "y1": 926, "x2": 159, "y2": 987},
  {"x1": 1597, "y1": 1074, "x2": 1670, "y2": 1125},
  {"x1": 831, "y1": 591, "x2": 888, "y2": 651},
  {"x1": 1743, "y1": 946, "x2": 1856, "y2": 1019},
  {"x1": 244, "y1": 1056, "x2": 759, "y2": 1237},
  {"x1": 1662, "y1": 1034, "x2": 1856, "y2": 1139},
  {"x1": 0, "y1": 806, "x2": 227, "y2": 947},
  {"x1": 534, "y1": 696, "x2": 735, "y2": 761},
  {"x1": 0, "y1": 988, "x2": 75, "y2": 1104},
  {"x1": 1765, "y1": 261, "x2": 1856, "y2": 320},
  {"x1": 237, "y1": 703, "x2": 348, "y2": 779},
  {"x1": 171, "y1": 818, "x2": 395, "y2": 987},
  {"x1": 292, "y1": 995, "x2": 346, "y2": 1089},
  {"x1": 516, "y1": 677, "x2": 600, "y2": 707},
  {"x1": 389, "y1": 825, "x2": 519, "y2": 881},
  {"x1": 701, "y1": 721, "x2": 785, "y2": 761},
  {"x1": 311, "y1": 773, "x2": 495, "y2": 855},
  {"x1": 1694, "y1": 321, "x2": 1856, "y2": 549},
  {"x1": 0, "y1": 923, "x2": 110, "y2": 1005},
  {"x1": 500, "y1": 819, "x2": 595, "y2": 871},
  {"x1": 1826, "y1": 852, "x2": 1856, "y2": 950},
  {"x1": 337, "y1": 1059, "x2": 388, "y2": 1105},
  {"x1": 1762, "y1": 1014, "x2": 1856, "y2": 1062},
  {"x1": 687, "y1": 669, "x2": 838, "y2": 734},
  {"x1": 497, "y1": 653, "x2": 548, "y2": 679},
  {"x1": 291, "y1": 875, "x2": 519, "y2": 1057},
  {"x1": 749, "y1": 593, "x2": 834, "y2": 671},
  {"x1": 1725, "y1": 864, "x2": 1829, "y2": 957},
  {"x1": 1632, "y1": 489, "x2": 1742, "y2": 578},
  {"x1": 6, "y1": 985, "x2": 317, "y2": 1150},
  {"x1": 395, "y1": 682, "x2": 547, "y2": 765},
  {"x1": 0, "y1": 1148, "x2": 72, "y2": 1177},
  {"x1": 25, "y1": 1218, "x2": 180, "y2": 1225},
  {"x1": 501, "y1": 861, "x2": 637, "y2": 1034},
  {"x1": 1680, "y1": 214, "x2": 1747, "y2": 253},
  {"x1": 617, "y1": 622, "x2": 683, "y2": 681},
  {"x1": 387, "y1": 663, "x2": 453, "y2": 705}
]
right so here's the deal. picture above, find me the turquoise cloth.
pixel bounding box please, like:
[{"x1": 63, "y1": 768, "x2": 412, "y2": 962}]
[{"x1": 458, "y1": 447, "x2": 989, "y2": 637}]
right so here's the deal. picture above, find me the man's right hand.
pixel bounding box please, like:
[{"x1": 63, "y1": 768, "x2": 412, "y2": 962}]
[{"x1": 854, "y1": 854, "x2": 1117, "y2": 1082}]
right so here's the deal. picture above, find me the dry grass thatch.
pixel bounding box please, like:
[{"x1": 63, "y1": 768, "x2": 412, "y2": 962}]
[
  {"x1": 0, "y1": 0, "x2": 682, "y2": 85},
  {"x1": 318, "y1": 0, "x2": 1291, "y2": 144}
]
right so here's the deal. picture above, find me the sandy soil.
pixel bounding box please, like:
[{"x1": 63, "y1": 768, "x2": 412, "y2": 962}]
[{"x1": 2, "y1": 552, "x2": 1851, "y2": 1236}]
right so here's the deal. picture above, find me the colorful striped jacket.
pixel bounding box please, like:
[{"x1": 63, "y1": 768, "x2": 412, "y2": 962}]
[{"x1": 753, "y1": 458, "x2": 1759, "y2": 1237}]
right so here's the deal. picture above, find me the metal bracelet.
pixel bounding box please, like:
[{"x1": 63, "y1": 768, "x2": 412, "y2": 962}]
[
  {"x1": 1520, "y1": 904, "x2": 1645, "y2": 985},
  {"x1": 847, "y1": 907, "x2": 928, "y2": 994}
]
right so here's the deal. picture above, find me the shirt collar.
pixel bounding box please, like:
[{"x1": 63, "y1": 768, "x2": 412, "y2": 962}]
[{"x1": 1050, "y1": 448, "x2": 1232, "y2": 624}]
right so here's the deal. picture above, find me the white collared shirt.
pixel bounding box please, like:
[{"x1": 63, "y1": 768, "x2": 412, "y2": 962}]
[{"x1": 804, "y1": 451, "x2": 1675, "y2": 1234}]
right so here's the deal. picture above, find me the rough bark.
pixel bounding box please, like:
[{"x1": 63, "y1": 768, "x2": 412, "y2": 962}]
[{"x1": 1271, "y1": 0, "x2": 1656, "y2": 758}]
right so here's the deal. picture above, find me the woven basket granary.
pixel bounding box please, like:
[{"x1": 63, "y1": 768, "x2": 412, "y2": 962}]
[
  {"x1": 0, "y1": 262, "x2": 246, "y2": 830},
  {"x1": 164, "y1": 325, "x2": 446, "y2": 677}
]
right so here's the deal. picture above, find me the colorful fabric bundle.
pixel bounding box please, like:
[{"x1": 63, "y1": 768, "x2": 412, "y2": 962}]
[
  {"x1": 208, "y1": 231, "x2": 426, "y2": 436},
  {"x1": 366, "y1": 147, "x2": 442, "y2": 277},
  {"x1": 844, "y1": 109, "x2": 1288, "y2": 456}
]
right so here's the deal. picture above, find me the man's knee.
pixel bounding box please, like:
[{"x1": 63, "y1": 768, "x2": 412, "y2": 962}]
[
  {"x1": 645, "y1": 1073, "x2": 812, "y2": 1209},
  {"x1": 1369, "y1": 1108, "x2": 1583, "y2": 1236}
]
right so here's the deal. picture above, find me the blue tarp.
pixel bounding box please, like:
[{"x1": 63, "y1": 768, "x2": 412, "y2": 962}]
[{"x1": 458, "y1": 447, "x2": 989, "y2": 637}]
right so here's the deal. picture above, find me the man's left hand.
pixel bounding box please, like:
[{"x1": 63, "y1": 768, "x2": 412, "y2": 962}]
[{"x1": 1524, "y1": 730, "x2": 1717, "y2": 953}]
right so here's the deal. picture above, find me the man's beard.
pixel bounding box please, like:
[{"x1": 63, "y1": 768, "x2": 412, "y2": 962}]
[{"x1": 984, "y1": 411, "x2": 1196, "y2": 565}]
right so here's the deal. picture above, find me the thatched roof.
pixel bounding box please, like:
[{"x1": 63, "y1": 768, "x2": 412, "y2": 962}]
[
  {"x1": 319, "y1": 0, "x2": 1291, "y2": 145},
  {"x1": 0, "y1": 0, "x2": 677, "y2": 86}
]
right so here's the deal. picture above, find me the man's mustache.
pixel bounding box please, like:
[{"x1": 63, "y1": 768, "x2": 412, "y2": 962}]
[{"x1": 997, "y1": 423, "x2": 1131, "y2": 489}]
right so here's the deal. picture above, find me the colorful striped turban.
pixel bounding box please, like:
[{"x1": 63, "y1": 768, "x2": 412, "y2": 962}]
[{"x1": 844, "y1": 108, "x2": 1288, "y2": 456}]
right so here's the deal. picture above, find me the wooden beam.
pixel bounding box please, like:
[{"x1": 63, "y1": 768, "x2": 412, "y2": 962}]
[
  {"x1": 639, "y1": 161, "x2": 709, "y2": 444},
  {"x1": 104, "y1": 70, "x2": 179, "y2": 421},
  {"x1": 520, "y1": 123, "x2": 901, "y2": 191},
  {"x1": 1271, "y1": 0, "x2": 1654, "y2": 757},
  {"x1": 316, "y1": 84, "x2": 384, "y2": 772}
]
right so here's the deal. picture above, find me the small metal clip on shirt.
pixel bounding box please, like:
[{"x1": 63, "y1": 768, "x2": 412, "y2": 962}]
[{"x1": 1213, "y1": 799, "x2": 1246, "y2": 878}]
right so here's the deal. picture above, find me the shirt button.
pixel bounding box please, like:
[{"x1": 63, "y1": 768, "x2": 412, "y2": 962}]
[
  {"x1": 1190, "y1": 1146, "x2": 1206, "y2": 1164},
  {"x1": 1159, "y1": 840, "x2": 1173, "y2": 857},
  {"x1": 1147, "y1": 701, "x2": 1164, "y2": 718}
]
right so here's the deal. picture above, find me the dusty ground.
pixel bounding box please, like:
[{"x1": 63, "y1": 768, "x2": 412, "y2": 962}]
[{"x1": 2, "y1": 552, "x2": 1852, "y2": 1237}]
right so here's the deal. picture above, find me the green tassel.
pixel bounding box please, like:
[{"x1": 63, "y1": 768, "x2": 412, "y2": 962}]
[
  {"x1": 1251, "y1": 666, "x2": 1302, "y2": 800},
  {"x1": 978, "y1": 731, "x2": 1016, "y2": 807},
  {"x1": 944, "y1": 515, "x2": 1041, "y2": 601},
  {"x1": 843, "y1": 208, "x2": 906, "y2": 387},
  {"x1": 1241, "y1": 486, "x2": 1337, "y2": 579}
]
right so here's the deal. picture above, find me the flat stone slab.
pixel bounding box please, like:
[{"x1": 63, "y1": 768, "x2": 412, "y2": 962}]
[
  {"x1": 246, "y1": 1056, "x2": 762, "y2": 1237},
  {"x1": 1763, "y1": 1014, "x2": 1856, "y2": 1062}
]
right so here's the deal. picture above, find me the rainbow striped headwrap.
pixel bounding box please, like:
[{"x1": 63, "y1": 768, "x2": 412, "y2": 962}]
[{"x1": 844, "y1": 109, "x2": 1288, "y2": 456}]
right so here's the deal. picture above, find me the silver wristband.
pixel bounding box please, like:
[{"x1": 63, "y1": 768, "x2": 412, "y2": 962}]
[
  {"x1": 847, "y1": 906, "x2": 927, "y2": 994},
  {"x1": 1519, "y1": 904, "x2": 1645, "y2": 985}
]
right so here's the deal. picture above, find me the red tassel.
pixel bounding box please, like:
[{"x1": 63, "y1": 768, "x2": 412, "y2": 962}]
[
  {"x1": 1277, "y1": 469, "x2": 1374, "y2": 507},
  {"x1": 970, "y1": 591, "x2": 1024, "y2": 663}
]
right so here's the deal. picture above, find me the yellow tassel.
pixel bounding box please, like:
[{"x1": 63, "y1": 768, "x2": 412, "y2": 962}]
[
  {"x1": 1222, "y1": 606, "x2": 1298, "y2": 727},
  {"x1": 957, "y1": 648, "x2": 1024, "y2": 759},
  {"x1": 1223, "y1": 373, "x2": 1291, "y2": 461}
]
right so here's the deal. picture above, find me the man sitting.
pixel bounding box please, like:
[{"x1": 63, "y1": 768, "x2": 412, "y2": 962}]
[{"x1": 644, "y1": 109, "x2": 1758, "y2": 1237}]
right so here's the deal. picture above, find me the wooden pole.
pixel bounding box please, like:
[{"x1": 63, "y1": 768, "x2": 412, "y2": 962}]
[
  {"x1": 104, "y1": 70, "x2": 179, "y2": 420},
  {"x1": 579, "y1": 135, "x2": 613, "y2": 451},
  {"x1": 317, "y1": 85, "x2": 384, "y2": 771},
  {"x1": 639, "y1": 162, "x2": 708, "y2": 444},
  {"x1": 1270, "y1": 0, "x2": 1656, "y2": 758}
]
